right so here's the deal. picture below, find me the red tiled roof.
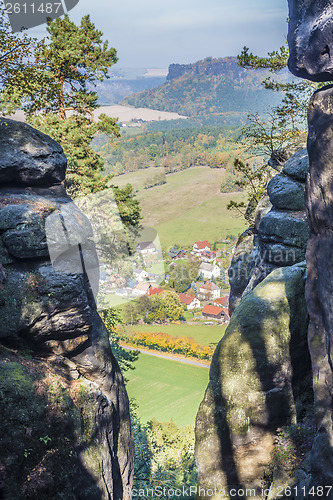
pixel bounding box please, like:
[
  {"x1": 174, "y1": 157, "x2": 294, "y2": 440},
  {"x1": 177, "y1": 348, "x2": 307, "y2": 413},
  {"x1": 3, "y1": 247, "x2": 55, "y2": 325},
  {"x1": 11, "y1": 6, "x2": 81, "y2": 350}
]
[
  {"x1": 179, "y1": 293, "x2": 196, "y2": 305},
  {"x1": 215, "y1": 296, "x2": 229, "y2": 307},
  {"x1": 194, "y1": 240, "x2": 211, "y2": 249},
  {"x1": 220, "y1": 307, "x2": 230, "y2": 320},
  {"x1": 202, "y1": 305, "x2": 223, "y2": 316},
  {"x1": 148, "y1": 287, "x2": 164, "y2": 296}
]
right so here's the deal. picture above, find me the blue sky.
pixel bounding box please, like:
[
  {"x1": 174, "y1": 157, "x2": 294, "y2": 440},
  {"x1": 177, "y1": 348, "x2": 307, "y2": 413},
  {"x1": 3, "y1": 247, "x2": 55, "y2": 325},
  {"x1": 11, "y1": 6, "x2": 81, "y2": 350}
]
[{"x1": 29, "y1": 0, "x2": 288, "y2": 68}]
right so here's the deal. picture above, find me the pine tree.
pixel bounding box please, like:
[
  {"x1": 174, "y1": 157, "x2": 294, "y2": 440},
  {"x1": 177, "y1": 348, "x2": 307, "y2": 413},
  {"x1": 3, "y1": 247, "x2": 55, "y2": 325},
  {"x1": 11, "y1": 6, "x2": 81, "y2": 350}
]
[
  {"x1": 1, "y1": 14, "x2": 142, "y2": 228},
  {"x1": 0, "y1": 7, "x2": 40, "y2": 114},
  {"x1": 2, "y1": 14, "x2": 120, "y2": 196}
]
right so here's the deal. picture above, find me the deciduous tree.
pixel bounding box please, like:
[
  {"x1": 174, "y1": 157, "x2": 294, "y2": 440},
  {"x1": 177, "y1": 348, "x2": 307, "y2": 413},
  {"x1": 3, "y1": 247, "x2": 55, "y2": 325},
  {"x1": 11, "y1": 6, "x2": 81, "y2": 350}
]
[
  {"x1": 237, "y1": 45, "x2": 315, "y2": 158},
  {"x1": 226, "y1": 43, "x2": 318, "y2": 224}
]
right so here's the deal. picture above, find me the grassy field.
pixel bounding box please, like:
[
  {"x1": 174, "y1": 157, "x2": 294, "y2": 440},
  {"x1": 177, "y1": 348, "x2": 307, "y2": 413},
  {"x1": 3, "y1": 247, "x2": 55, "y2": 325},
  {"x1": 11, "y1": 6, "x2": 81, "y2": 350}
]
[
  {"x1": 97, "y1": 293, "x2": 130, "y2": 309},
  {"x1": 126, "y1": 322, "x2": 226, "y2": 347},
  {"x1": 126, "y1": 352, "x2": 209, "y2": 426},
  {"x1": 111, "y1": 166, "x2": 246, "y2": 248}
]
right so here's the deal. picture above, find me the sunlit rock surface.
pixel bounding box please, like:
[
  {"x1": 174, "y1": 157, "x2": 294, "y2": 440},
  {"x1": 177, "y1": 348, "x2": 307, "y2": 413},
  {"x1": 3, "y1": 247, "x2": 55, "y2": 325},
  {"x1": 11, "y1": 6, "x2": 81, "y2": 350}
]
[{"x1": 195, "y1": 262, "x2": 311, "y2": 498}]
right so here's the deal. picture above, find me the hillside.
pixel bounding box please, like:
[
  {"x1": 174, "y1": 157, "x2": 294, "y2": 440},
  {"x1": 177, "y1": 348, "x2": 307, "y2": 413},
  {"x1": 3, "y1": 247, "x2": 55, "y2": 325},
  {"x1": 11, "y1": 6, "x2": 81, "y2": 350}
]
[
  {"x1": 122, "y1": 56, "x2": 284, "y2": 117},
  {"x1": 110, "y1": 166, "x2": 247, "y2": 247},
  {"x1": 92, "y1": 67, "x2": 167, "y2": 105},
  {"x1": 93, "y1": 125, "x2": 241, "y2": 175}
]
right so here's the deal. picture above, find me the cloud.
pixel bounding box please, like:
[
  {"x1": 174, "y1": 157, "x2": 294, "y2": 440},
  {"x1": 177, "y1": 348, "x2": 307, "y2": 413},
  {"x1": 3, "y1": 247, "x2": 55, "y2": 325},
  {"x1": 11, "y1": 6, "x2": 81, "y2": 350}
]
[{"x1": 27, "y1": 0, "x2": 288, "y2": 67}]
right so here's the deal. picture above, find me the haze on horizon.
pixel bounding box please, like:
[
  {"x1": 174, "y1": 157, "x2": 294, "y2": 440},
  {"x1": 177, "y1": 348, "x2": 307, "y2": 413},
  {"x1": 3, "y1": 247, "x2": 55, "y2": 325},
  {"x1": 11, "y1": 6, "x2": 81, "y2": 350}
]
[{"x1": 27, "y1": 0, "x2": 288, "y2": 69}]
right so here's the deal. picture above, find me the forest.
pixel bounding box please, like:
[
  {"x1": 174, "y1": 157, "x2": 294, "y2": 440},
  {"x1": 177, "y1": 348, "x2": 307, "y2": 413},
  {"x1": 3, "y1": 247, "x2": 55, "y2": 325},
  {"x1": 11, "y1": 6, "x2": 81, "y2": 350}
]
[{"x1": 92, "y1": 125, "x2": 243, "y2": 176}]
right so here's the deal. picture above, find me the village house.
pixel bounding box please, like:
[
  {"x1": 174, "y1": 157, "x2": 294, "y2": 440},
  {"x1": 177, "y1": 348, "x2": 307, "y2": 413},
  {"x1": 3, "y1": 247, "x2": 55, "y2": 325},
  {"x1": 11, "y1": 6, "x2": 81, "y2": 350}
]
[
  {"x1": 197, "y1": 281, "x2": 221, "y2": 301},
  {"x1": 168, "y1": 246, "x2": 187, "y2": 260},
  {"x1": 199, "y1": 262, "x2": 220, "y2": 280},
  {"x1": 179, "y1": 293, "x2": 201, "y2": 310},
  {"x1": 220, "y1": 307, "x2": 230, "y2": 323},
  {"x1": 137, "y1": 241, "x2": 157, "y2": 255},
  {"x1": 109, "y1": 274, "x2": 125, "y2": 288},
  {"x1": 202, "y1": 304, "x2": 224, "y2": 320},
  {"x1": 214, "y1": 295, "x2": 229, "y2": 308},
  {"x1": 148, "y1": 272, "x2": 163, "y2": 283},
  {"x1": 202, "y1": 304, "x2": 229, "y2": 322},
  {"x1": 133, "y1": 269, "x2": 149, "y2": 282},
  {"x1": 201, "y1": 250, "x2": 217, "y2": 263},
  {"x1": 132, "y1": 281, "x2": 152, "y2": 296},
  {"x1": 192, "y1": 240, "x2": 211, "y2": 255},
  {"x1": 126, "y1": 279, "x2": 138, "y2": 290}
]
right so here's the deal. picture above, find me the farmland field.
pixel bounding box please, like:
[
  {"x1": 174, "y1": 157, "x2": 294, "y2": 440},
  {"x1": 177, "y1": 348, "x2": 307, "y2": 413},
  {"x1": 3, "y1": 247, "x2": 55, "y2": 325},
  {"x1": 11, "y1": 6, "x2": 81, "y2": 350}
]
[
  {"x1": 111, "y1": 166, "x2": 247, "y2": 248},
  {"x1": 125, "y1": 352, "x2": 209, "y2": 426},
  {"x1": 126, "y1": 322, "x2": 227, "y2": 347}
]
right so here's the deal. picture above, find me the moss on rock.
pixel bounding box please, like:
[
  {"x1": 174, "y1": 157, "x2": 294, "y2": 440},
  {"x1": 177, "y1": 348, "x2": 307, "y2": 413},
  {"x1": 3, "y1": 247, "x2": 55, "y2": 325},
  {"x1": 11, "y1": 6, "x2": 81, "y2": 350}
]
[
  {"x1": 195, "y1": 262, "x2": 312, "y2": 498},
  {"x1": 0, "y1": 345, "x2": 118, "y2": 499}
]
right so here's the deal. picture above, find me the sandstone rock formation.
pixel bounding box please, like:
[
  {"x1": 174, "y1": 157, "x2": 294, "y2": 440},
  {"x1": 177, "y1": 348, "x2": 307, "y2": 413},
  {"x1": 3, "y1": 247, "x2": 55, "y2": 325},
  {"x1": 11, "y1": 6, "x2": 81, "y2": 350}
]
[
  {"x1": 228, "y1": 149, "x2": 310, "y2": 314},
  {"x1": 287, "y1": 0, "x2": 333, "y2": 82},
  {"x1": 0, "y1": 118, "x2": 133, "y2": 499},
  {"x1": 287, "y1": 0, "x2": 333, "y2": 492},
  {"x1": 304, "y1": 86, "x2": 333, "y2": 492},
  {"x1": 195, "y1": 262, "x2": 312, "y2": 498}
]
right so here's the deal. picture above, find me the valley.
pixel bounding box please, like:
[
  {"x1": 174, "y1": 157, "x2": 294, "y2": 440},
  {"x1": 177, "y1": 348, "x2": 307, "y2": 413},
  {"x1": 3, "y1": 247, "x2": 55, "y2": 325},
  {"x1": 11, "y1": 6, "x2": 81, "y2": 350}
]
[{"x1": 110, "y1": 165, "x2": 247, "y2": 248}]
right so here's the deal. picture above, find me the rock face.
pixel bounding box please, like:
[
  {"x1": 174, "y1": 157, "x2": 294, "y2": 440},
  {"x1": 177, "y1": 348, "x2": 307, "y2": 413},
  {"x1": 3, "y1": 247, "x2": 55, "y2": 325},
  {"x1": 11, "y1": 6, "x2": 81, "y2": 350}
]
[
  {"x1": 0, "y1": 119, "x2": 67, "y2": 186},
  {"x1": 228, "y1": 149, "x2": 310, "y2": 315},
  {"x1": 288, "y1": 0, "x2": 333, "y2": 488},
  {"x1": 228, "y1": 228, "x2": 256, "y2": 315},
  {"x1": 287, "y1": 0, "x2": 333, "y2": 82},
  {"x1": 196, "y1": 3, "x2": 333, "y2": 496},
  {"x1": 0, "y1": 118, "x2": 133, "y2": 499},
  {"x1": 195, "y1": 263, "x2": 311, "y2": 498},
  {"x1": 267, "y1": 173, "x2": 305, "y2": 211},
  {"x1": 304, "y1": 86, "x2": 333, "y2": 492}
]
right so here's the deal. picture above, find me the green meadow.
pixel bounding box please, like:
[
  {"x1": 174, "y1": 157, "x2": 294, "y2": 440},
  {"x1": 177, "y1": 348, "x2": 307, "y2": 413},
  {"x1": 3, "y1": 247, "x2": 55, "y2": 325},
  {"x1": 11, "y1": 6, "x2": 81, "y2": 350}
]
[
  {"x1": 126, "y1": 322, "x2": 226, "y2": 347},
  {"x1": 111, "y1": 167, "x2": 234, "y2": 427},
  {"x1": 125, "y1": 352, "x2": 209, "y2": 427},
  {"x1": 111, "y1": 166, "x2": 247, "y2": 248}
]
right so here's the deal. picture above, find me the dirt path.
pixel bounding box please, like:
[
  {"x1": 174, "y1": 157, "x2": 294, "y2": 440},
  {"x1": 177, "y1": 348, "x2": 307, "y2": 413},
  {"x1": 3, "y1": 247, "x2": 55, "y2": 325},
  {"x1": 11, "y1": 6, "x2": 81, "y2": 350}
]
[{"x1": 120, "y1": 344, "x2": 210, "y2": 369}]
